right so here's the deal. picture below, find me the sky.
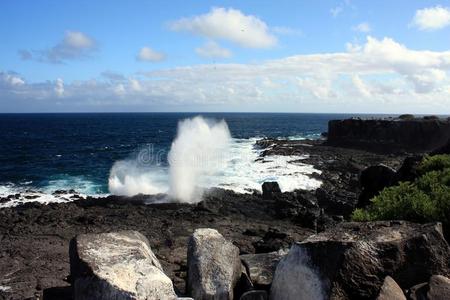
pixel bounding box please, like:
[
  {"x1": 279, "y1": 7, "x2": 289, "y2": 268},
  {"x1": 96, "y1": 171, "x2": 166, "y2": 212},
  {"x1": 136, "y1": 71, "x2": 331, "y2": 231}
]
[{"x1": 1, "y1": 0, "x2": 450, "y2": 113}]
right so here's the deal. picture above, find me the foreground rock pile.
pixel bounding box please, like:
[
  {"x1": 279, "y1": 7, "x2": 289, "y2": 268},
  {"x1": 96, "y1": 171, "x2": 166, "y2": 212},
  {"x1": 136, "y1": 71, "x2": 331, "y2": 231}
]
[{"x1": 67, "y1": 220, "x2": 450, "y2": 300}]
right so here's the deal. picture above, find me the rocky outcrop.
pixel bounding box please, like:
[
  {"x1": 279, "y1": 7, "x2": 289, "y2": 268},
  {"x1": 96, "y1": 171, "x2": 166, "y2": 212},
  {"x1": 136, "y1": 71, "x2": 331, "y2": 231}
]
[
  {"x1": 240, "y1": 250, "x2": 286, "y2": 289},
  {"x1": 187, "y1": 228, "x2": 242, "y2": 300},
  {"x1": 271, "y1": 221, "x2": 450, "y2": 300},
  {"x1": 358, "y1": 164, "x2": 397, "y2": 208},
  {"x1": 69, "y1": 231, "x2": 177, "y2": 300},
  {"x1": 327, "y1": 118, "x2": 450, "y2": 153},
  {"x1": 240, "y1": 290, "x2": 268, "y2": 300},
  {"x1": 428, "y1": 275, "x2": 450, "y2": 300},
  {"x1": 261, "y1": 182, "x2": 281, "y2": 200},
  {"x1": 376, "y1": 276, "x2": 406, "y2": 300}
]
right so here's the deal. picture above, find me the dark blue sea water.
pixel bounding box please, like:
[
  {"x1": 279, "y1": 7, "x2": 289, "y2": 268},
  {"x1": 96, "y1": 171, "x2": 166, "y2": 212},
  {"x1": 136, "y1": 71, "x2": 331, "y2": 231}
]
[{"x1": 0, "y1": 113, "x2": 373, "y2": 197}]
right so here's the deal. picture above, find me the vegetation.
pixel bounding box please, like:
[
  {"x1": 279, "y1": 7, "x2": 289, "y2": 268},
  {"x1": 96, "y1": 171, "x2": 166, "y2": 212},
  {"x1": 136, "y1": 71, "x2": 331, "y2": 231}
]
[
  {"x1": 423, "y1": 115, "x2": 440, "y2": 120},
  {"x1": 352, "y1": 154, "x2": 450, "y2": 227},
  {"x1": 398, "y1": 114, "x2": 415, "y2": 120}
]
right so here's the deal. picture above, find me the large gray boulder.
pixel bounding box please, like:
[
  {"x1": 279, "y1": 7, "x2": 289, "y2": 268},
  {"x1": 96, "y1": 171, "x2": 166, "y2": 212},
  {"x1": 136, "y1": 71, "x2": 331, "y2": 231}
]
[
  {"x1": 69, "y1": 231, "x2": 177, "y2": 300},
  {"x1": 187, "y1": 228, "x2": 241, "y2": 300},
  {"x1": 428, "y1": 275, "x2": 450, "y2": 300},
  {"x1": 240, "y1": 250, "x2": 286, "y2": 288},
  {"x1": 271, "y1": 221, "x2": 450, "y2": 300},
  {"x1": 376, "y1": 276, "x2": 406, "y2": 300}
]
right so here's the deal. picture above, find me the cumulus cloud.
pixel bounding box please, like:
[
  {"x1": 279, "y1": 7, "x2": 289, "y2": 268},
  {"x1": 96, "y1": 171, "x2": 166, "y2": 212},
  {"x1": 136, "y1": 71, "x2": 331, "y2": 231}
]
[
  {"x1": 412, "y1": 6, "x2": 450, "y2": 31},
  {"x1": 54, "y1": 78, "x2": 64, "y2": 97},
  {"x1": 353, "y1": 22, "x2": 371, "y2": 33},
  {"x1": 25, "y1": 31, "x2": 97, "y2": 64},
  {"x1": 195, "y1": 41, "x2": 231, "y2": 58},
  {"x1": 168, "y1": 7, "x2": 277, "y2": 48},
  {"x1": 2, "y1": 36, "x2": 450, "y2": 113},
  {"x1": 137, "y1": 47, "x2": 166, "y2": 62}
]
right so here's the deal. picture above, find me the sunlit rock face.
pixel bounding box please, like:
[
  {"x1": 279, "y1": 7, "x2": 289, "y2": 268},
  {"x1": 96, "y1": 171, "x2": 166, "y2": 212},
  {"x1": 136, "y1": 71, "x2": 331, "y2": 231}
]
[
  {"x1": 187, "y1": 228, "x2": 242, "y2": 300},
  {"x1": 69, "y1": 231, "x2": 177, "y2": 300},
  {"x1": 272, "y1": 221, "x2": 450, "y2": 300}
]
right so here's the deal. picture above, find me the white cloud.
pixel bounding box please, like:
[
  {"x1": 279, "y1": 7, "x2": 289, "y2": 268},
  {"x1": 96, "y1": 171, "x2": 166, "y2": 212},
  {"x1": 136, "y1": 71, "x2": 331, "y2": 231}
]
[
  {"x1": 351, "y1": 75, "x2": 372, "y2": 97},
  {"x1": 2, "y1": 37, "x2": 450, "y2": 113},
  {"x1": 195, "y1": 41, "x2": 232, "y2": 58},
  {"x1": 0, "y1": 72, "x2": 25, "y2": 87},
  {"x1": 54, "y1": 78, "x2": 64, "y2": 97},
  {"x1": 30, "y1": 31, "x2": 97, "y2": 64},
  {"x1": 169, "y1": 7, "x2": 277, "y2": 48},
  {"x1": 137, "y1": 47, "x2": 166, "y2": 62},
  {"x1": 330, "y1": 6, "x2": 343, "y2": 17},
  {"x1": 412, "y1": 6, "x2": 450, "y2": 31},
  {"x1": 353, "y1": 22, "x2": 371, "y2": 33}
]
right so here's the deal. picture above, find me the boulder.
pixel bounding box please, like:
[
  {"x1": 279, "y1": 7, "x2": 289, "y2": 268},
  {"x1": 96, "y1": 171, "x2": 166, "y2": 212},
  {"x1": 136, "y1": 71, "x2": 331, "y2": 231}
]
[
  {"x1": 187, "y1": 228, "x2": 241, "y2": 300},
  {"x1": 69, "y1": 231, "x2": 177, "y2": 300},
  {"x1": 240, "y1": 250, "x2": 286, "y2": 289},
  {"x1": 428, "y1": 275, "x2": 450, "y2": 300},
  {"x1": 261, "y1": 182, "x2": 281, "y2": 200},
  {"x1": 271, "y1": 221, "x2": 450, "y2": 300},
  {"x1": 395, "y1": 156, "x2": 423, "y2": 183},
  {"x1": 376, "y1": 276, "x2": 406, "y2": 300},
  {"x1": 407, "y1": 282, "x2": 428, "y2": 300},
  {"x1": 240, "y1": 290, "x2": 268, "y2": 300},
  {"x1": 358, "y1": 165, "x2": 397, "y2": 208}
]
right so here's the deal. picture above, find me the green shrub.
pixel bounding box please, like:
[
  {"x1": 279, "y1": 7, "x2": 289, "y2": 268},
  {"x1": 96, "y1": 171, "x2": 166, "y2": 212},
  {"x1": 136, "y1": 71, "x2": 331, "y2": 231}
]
[
  {"x1": 351, "y1": 155, "x2": 450, "y2": 226},
  {"x1": 423, "y1": 115, "x2": 440, "y2": 120},
  {"x1": 398, "y1": 114, "x2": 415, "y2": 120},
  {"x1": 418, "y1": 154, "x2": 450, "y2": 175}
]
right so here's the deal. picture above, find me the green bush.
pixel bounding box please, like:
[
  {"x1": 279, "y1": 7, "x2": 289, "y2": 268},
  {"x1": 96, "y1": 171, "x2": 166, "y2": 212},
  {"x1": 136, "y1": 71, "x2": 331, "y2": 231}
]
[
  {"x1": 418, "y1": 154, "x2": 450, "y2": 174},
  {"x1": 398, "y1": 114, "x2": 415, "y2": 120},
  {"x1": 351, "y1": 155, "x2": 450, "y2": 227}
]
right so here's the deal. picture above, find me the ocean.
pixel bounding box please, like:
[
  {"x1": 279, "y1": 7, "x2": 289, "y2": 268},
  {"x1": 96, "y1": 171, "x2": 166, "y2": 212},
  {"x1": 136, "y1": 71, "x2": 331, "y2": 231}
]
[{"x1": 0, "y1": 113, "x2": 369, "y2": 206}]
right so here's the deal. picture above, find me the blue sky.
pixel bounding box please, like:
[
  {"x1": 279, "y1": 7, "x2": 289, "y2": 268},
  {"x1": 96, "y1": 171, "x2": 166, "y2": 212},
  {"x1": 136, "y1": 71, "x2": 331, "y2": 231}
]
[{"x1": 1, "y1": 0, "x2": 450, "y2": 113}]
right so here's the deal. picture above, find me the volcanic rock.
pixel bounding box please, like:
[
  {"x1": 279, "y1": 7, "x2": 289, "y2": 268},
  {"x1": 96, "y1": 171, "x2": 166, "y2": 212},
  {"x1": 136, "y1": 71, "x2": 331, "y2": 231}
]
[
  {"x1": 262, "y1": 182, "x2": 281, "y2": 200},
  {"x1": 271, "y1": 221, "x2": 450, "y2": 300},
  {"x1": 240, "y1": 250, "x2": 286, "y2": 289},
  {"x1": 187, "y1": 228, "x2": 241, "y2": 300},
  {"x1": 69, "y1": 230, "x2": 177, "y2": 300},
  {"x1": 428, "y1": 275, "x2": 450, "y2": 300},
  {"x1": 358, "y1": 164, "x2": 397, "y2": 208},
  {"x1": 376, "y1": 276, "x2": 406, "y2": 300}
]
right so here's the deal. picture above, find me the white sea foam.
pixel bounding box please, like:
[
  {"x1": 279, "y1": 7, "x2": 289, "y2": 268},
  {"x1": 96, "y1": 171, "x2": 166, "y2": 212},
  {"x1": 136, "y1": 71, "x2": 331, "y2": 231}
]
[
  {"x1": 0, "y1": 176, "x2": 105, "y2": 208},
  {"x1": 107, "y1": 117, "x2": 321, "y2": 202}
]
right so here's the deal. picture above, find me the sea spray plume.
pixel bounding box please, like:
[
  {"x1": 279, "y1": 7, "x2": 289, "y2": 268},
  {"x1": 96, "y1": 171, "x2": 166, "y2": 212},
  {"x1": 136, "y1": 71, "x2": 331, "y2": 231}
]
[
  {"x1": 168, "y1": 116, "x2": 231, "y2": 203},
  {"x1": 108, "y1": 160, "x2": 168, "y2": 196}
]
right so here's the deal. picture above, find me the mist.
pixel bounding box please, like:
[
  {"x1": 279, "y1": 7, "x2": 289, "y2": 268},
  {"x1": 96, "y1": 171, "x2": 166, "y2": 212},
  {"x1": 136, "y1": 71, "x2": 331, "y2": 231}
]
[{"x1": 108, "y1": 116, "x2": 231, "y2": 203}]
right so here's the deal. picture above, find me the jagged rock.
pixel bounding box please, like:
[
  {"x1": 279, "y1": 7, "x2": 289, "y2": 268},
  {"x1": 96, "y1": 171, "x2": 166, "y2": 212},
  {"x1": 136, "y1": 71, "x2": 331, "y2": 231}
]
[
  {"x1": 428, "y1": 275, "x2": 450, "y2": 300},
  {"x1": 187, "y1": 228, "x2": 241, "y2": 300},
  {"x1": 274, "y1": 191, "x2": 320, "y2": 229},
  {"x1": 240, "y1": 290, "x2": 268, "y2": 300},
  {"x1": 261, "y1": 182, "x2": 281, "y2": 200},
  {"x1": 252, "y1": 229, "x2": 294, "y2": 254},
  {"x1": 327, "y1": 118, "x2": 450, "y2": 153},
  {"x1": 395, "y1": 156, "x2": 423, "y2": 183},
  {"x1": 407, "y1": 282, "x2": 428, "y2": 300},
  {"x1": 376, "y1": 276, "x2": 406, "y2": 300},
  {"x1": 358, "y1": 164, "x2": 397, "y2": 208},
  {"x1": 432, "y1": 139, "x2": 450, "y2": 155},
  {"x1": 240, "y1": 250, "x2": 286, "y2": 289},
  {"x1": 271, "y1": 221, "x2": 450, "y2": 300},
  {"x1": 69, "y1": 231, "x2": 177, "y2": 300}
]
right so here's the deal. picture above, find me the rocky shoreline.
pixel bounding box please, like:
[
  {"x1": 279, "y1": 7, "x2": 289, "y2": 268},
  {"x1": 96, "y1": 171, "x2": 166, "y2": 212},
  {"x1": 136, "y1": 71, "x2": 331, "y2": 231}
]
[{"x1": 1, "y1": 136, "x2": 448, "y2": 299}]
